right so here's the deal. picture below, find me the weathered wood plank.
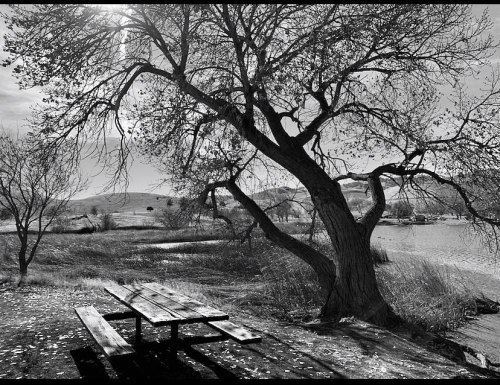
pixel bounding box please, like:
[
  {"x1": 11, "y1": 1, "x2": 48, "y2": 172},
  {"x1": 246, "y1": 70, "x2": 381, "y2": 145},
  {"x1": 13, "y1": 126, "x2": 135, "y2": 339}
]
[
  {"x1": 104, "y1": 284, "x2": 181, "y2": 325},
  {"x1": 207, "y1": 320, "x2": 261, "y2": 344},
  {"x1": 142, "y1": 282, "x2": 228, "y2": 321},
  {"x1": 75, "y1": 306, "x2": 135, "y2": 357},
  {"x1": 123, "y1": 283, "x2": 208, "y2": 323}
]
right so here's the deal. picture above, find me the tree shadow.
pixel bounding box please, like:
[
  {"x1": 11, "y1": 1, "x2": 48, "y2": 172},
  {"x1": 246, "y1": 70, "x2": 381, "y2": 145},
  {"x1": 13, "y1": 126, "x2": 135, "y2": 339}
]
[{"x1": 300, "y1": 319, "x2": 500, "y2": 378}]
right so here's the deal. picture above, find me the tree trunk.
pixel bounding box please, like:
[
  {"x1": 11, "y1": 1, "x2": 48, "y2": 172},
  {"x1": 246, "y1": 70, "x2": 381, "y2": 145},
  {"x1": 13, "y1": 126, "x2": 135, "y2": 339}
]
[
  {"x1": 18, "y1": 247, "x2": 28, "y2": 287},
  {"x1": 311, "y1": 187, "x2": 393, "y2": 325}
]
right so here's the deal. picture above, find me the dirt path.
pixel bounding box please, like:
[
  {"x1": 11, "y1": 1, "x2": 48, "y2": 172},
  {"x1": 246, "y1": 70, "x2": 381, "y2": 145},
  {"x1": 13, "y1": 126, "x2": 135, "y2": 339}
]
[{"x1": 0, "y1": 285, "x2": 498, "y2": 379}]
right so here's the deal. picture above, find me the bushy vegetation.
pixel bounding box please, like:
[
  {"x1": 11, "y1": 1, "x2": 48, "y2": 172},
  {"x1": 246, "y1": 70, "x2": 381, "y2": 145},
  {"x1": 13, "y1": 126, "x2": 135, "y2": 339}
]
[
  {"x1": 156, "y1": 208, "x2": 192, "y2": 229},
  {"x1": 100, "y1": 212, "x2": 117, "y2": 231}
]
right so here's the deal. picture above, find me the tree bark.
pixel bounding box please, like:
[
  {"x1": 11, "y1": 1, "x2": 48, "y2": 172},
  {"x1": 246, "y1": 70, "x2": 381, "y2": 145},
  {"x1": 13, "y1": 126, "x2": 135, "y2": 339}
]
[{"x1": 18, "y1": 246, "x2": 28, "y2": 287}]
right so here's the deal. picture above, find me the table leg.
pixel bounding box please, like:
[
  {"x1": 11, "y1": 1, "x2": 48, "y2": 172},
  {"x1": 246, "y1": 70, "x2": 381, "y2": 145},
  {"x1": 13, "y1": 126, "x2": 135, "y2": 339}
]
[
  {"x1": 170, "y1": 323, "x2": 179, "y2": 358},
  {"x1": 135, "y1": 316, "x2": 142, "y2": 345}
]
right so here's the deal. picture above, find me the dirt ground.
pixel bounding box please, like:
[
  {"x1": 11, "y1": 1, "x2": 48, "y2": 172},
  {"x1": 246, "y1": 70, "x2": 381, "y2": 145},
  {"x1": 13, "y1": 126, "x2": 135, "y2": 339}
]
[{"x1": 0, "y1": 285, "x2": 499, "y2": 380}]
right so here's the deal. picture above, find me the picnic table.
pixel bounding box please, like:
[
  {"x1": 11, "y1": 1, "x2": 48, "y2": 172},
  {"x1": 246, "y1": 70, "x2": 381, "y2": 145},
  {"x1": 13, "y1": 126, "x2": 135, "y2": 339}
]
[{"x1": 74, "y1": 282, "x2": 261, "y2": 360}]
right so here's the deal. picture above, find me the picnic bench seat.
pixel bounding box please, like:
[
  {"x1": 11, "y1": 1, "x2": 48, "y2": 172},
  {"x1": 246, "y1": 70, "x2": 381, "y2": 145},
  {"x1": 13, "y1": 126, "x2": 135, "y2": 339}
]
[
  {"x1": 75, "y1": 306, "x2": 135, "y2": 357},
  {"x1": 207, "y1": 320, "x2": 261, "y2": 344}
]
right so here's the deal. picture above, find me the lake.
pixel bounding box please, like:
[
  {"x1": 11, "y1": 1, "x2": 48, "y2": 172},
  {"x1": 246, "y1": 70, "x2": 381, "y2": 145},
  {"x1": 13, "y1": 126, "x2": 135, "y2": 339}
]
[{"x1": 371, "y1": 223, "x2": 500, "y2": 277}]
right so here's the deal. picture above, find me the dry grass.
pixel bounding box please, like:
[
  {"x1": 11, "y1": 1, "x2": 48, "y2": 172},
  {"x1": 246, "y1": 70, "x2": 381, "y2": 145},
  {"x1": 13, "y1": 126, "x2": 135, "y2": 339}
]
[{"x1": 376, "y1": 259, "x2": 478, "y2": 332}]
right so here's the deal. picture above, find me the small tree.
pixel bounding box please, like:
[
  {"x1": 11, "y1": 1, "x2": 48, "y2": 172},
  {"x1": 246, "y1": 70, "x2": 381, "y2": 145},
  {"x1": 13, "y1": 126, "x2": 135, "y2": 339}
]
[
  {"x1": 0, "y1": 131, "x2": 84, "y2": 285},
  {"x1": 89, "y1": 205, "x2": 99, "y2": 216},
  {"x1": 146, "y1": 206, "x2": 154, "y2": 212}
]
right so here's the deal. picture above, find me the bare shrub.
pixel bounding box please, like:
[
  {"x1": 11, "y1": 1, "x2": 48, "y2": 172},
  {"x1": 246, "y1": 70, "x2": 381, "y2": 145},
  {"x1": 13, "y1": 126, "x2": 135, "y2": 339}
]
[
  {"x1": 157, "y1": 208, "x2": 192, "y2": 229},
  {"x1": 100, "y1": 213, "x2": 117, "y2": 231},
  {"x1": 51, "y1": 215, "x2": 71, "y2": 233}
]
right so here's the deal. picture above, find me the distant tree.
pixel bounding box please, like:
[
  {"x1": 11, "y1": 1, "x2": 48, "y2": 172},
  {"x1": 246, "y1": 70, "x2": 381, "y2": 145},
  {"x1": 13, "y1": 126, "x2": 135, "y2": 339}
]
[
  {"x1": 166, "y1": 198, "x2": 173, "y2": 207},
  {"x1": 89, "y1": 205, "x2": 99, "y2": 216},
  {"x1": 424, "y1": 200, "x2": 447, "y2": 216},
  {"x1": 0, "y1": 130, "x2": 84, "y2": 285},
  {"x1": 390, "y1": 201, "x2": 414, "y2": 220},
  {"x1": 449, "y1": 199, "x2": 468, "y2": 219},
  {"x1": 276, "y1": 200, "x2": 292, "y2": 222},
  {"x1": 347, "y1": 197, "x2": 368, "y2": 217},
  {"x1": 146, "y1": 206, "x2": 154, "y2": 212}
]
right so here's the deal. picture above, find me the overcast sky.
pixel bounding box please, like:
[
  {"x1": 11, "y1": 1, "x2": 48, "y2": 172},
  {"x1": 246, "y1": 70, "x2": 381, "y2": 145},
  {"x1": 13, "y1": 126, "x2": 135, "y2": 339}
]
[{"x1": 1, "y1": 4, "x2": 500, "y2": 199}]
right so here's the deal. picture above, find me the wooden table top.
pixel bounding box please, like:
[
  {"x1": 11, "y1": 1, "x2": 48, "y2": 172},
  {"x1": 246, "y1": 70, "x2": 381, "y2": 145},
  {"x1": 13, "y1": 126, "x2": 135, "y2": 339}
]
[{"x1": 104, "y1": 282, "x2": 229, "y2": 326}]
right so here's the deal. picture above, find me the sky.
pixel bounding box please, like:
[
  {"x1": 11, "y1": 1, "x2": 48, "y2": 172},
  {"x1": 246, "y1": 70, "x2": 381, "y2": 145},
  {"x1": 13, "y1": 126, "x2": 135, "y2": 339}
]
[{"x1": 0, "y1": 4, "x2": 500, "y2": 199}]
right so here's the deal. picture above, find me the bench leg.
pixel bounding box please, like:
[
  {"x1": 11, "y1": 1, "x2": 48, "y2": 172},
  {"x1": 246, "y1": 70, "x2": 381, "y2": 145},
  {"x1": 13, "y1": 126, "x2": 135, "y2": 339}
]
[
  {"x1": 135, "y1": 316, "x2": 142, "y2": 345},
  {"x1": 170, "y1": 323, "x2": 179, "y2": 358}
]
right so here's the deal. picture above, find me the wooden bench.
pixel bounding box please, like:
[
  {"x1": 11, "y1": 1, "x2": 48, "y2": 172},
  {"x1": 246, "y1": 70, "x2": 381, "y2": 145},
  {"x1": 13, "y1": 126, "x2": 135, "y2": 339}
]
[
  {"x1": 75, "y1": 306, "x2": 135, "y2": 357},
  {"x1": 207, "y1": 320, "x2": 261, "y2": 345}
]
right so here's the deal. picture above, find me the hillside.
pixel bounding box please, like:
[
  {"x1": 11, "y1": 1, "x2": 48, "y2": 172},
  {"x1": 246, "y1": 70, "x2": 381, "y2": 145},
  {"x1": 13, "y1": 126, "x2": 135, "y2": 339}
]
[
  {"x1": 65, "y1": 177, "x2": 458, "y2": 218},
  {"x1": 67, "y1": 192, "x2": 172, "y2": 214}
]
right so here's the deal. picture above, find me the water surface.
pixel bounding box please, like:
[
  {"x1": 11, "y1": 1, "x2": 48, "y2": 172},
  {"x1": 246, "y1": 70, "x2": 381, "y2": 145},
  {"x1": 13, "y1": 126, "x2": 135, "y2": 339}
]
[{"x1": 372, "y1": 223, "x2": 500, "y2": 277}]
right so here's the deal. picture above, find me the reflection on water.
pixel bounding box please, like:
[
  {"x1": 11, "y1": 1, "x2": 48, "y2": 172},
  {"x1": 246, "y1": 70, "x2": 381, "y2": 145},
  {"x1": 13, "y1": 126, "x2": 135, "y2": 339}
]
[{"x1": 371, "y1": 223, "x2": 500, "y2": 277}]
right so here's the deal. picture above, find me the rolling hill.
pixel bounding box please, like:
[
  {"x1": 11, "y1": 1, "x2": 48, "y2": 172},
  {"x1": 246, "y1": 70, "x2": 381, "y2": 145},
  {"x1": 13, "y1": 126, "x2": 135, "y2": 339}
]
[
  {"x1": 65, "y1": 175, "x2": 459, "y2": 217},
  {"x1": 67, "y1": 192, "x2": 172, "y2": 214}
]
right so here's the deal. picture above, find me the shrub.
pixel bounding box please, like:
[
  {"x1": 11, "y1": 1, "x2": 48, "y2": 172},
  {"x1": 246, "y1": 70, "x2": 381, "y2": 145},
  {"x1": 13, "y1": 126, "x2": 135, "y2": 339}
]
[
  {"x1": 90, "y1": 205, "x2": 99, "y2": 215},
  {"x1": 51, "y1": 215, "x2": 71, "y2": 233},
  {"x1": 157, "y1": 208, "x2": 191, "y2": 229},
  {"x1": 100, "y1": 212, "x2": 117, "y2": 231},
  {"x1": 0, "y1": 207, "x2": 12, "y2": 220}
]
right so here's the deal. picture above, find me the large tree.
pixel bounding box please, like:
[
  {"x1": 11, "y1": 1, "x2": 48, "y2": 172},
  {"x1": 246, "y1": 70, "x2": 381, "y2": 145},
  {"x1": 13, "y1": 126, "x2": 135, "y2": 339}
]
[
  {"x1": 0, "y1": 130, "x2": 84, "y2": 285},
  {"x1": 3, "y1": 4, "x2": 500, "y2": 324}
]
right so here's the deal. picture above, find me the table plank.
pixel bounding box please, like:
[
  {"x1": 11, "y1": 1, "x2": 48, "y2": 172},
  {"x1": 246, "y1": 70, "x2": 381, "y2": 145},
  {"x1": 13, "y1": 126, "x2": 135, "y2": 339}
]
[
  {"x1": 123, "y1": 283, "x2": 211, "y2": 322},
  {"x1": 142, "y1": 282, "x2": 228, "y2": 321},
  {"x1": 104, "y1": 284, "x2": 182, "y2": 325}
]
